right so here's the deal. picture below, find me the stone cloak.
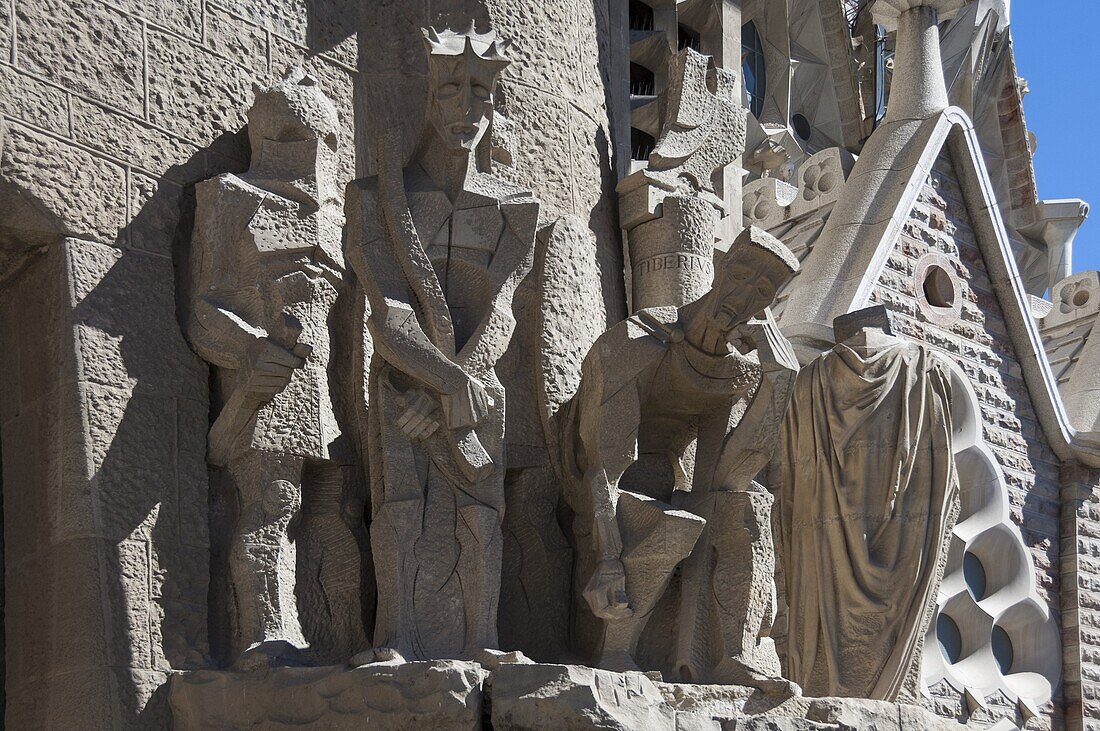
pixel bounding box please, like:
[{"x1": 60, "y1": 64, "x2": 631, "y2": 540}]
[{"x1": 777, "y1": 339, "x2": 957, "y2": 700}]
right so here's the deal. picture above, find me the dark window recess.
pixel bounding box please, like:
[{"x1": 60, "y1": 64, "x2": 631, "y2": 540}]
[
  {"x1": 873, "y1": 24, "x2": 888, "y2": 128},
  {"x1": 741, "y1": 21, "x2": 766, "y2": 118},
  {"x1": 678, "y1": 24, "x2": 701, "y2": 51},
  {"x1": 629, "y1": 0, "x2": 655, "y2": 31},
  {"x1": 630, "y1": 63, "x2": 656, "y2": 96},
  {"x1": 792, "y1": 113, "x2": 812, "y2": 141},
  {"x1": 631, "y1": 128, "x2": 655, "y2": 161}
]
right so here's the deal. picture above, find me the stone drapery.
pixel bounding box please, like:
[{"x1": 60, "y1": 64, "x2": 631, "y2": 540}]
[{"x1": 777, "y1": 338, "x2": 957, "y2": 700}]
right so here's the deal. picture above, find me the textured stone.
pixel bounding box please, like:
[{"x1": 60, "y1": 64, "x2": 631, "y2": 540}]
[
  {"x1": 491, "y1": 663, "x2": 674, "y2": 730},
  {"x1": 71, "y1": 97, "x2": 201, "y2": 178},
  {"x1": 1, "y1": 126, "x2": 127, "y2": 242},
  {"x1": 147, "y1": 29, "x2": 254, "y2": 143},
  {"x1": 15, "y1": 0, "x2": 144, "y2": 114},
  {"x1": 169, "y1": 660, "x2": 488, "y2": 730},
  {"x1": 0, "y1": 64, "x2": 70, "y2": 133}
]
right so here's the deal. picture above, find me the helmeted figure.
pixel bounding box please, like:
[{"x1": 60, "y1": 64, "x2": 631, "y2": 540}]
[
  {"x1": 187, "y1": 70, "x2": 368, "y2": 669},
  {"x1": 346, "y1": 24, "x2": 539, "y2": 661}
]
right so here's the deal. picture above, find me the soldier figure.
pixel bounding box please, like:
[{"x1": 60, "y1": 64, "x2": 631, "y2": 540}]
[{"x1": 188, "y1": 71, "x2": 367, "y2": 669}]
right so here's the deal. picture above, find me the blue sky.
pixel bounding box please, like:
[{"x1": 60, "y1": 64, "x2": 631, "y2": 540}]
[{"x1": 1012, "y1": 2, "x2": 1100, "y2": 273}]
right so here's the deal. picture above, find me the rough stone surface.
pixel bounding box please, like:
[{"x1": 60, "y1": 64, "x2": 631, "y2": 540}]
[
  {"x1": 169, "y1": 660, "x2": 489, "y2": 730},
  {"x1": 0, "y1": 2, "x2": 1092, "y2": 730}
]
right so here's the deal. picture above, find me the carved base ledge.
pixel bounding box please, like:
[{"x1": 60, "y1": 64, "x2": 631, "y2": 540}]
[{"x1": 168, "y1": 661, "x2": 965, "y2": 729}]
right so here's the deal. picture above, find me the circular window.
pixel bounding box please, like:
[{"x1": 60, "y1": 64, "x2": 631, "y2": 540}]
[
  {"x1": 937, "y1": 613, "x2": 962, "y2": 664},
  {"x1": 963, "y1": 552, "x2": 987, "y2": 601},
  {"x1": 923, "y1": 264, "x2": 956, "y2": 308},
  {"x1": 992, "y1": 625, "x2": 1014, "y2": 674},
  {"x1": 792, "y1": 113, "x2": 812, "y2": 141}
]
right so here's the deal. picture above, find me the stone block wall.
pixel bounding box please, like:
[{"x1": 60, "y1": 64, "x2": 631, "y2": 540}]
[
  {"x1": 1061, "y1": 464, "x2": 1100, "y2": 731},
  {"x1": 0, "y1": 1, "x2": 360, "y2": 727},
  {"x1": 870, "y1": 155, "x2": 1063, "y2": 729}
]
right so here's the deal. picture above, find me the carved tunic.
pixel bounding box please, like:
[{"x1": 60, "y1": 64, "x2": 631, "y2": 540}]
[{"x1": 191, "y1": 171, "x2": 346, "y2": 462}]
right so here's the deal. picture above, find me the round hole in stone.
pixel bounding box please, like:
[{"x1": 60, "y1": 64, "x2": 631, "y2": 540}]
[
  {"x1": 1073, "y1": 288, "x2": 1091, "y2": 307},
  {"x1": 922, "y1": 264, "x2": 956, "y2": 308},
  {"x1": 963, "y1": 551, "x2": 987, "y2": 601},
  {"x1": 937, "y1": 612, "x2": 963, "y2": 664},
  {"x1": 992, "y1": 624, "x2": 1014, "y2": 674}
]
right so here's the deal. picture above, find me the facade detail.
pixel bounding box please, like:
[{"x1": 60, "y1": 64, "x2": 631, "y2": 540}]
[{"x1": 1, "y1": 0, "x2": 1098, "y2": 729}]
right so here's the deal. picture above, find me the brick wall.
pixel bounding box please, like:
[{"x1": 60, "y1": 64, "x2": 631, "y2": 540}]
[{"x1": 870, "y1": 154, "x2": 1062, "y2": 729}]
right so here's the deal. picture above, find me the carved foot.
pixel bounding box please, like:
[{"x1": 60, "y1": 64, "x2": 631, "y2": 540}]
[
  {"x1": 348, "y1": 647, "x2": 407, "y2": 667},
  {"x1": 475, "y1": 648, "x2": 534, "y2": 669},
  {"x1": 232, "y1": 640, "x2": 304, "y2": 672},
  {"x1": 714, "y1": 657, "x2": 801, "y2": 700}
]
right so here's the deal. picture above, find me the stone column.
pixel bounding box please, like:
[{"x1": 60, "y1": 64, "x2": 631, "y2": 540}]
[{"x1": 780, "y1": 0, "x2": 963, "y2": 360}]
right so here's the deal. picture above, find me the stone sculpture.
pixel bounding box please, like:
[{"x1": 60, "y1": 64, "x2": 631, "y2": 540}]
[
  {"x1": 618, "y1": 47, "x2": 746, "y2": 311},
  {"x1": 564, "y1": 227, "x2": 800, "y2": 685},
  {"x1": 777, "y1": 306, "x2": 959, "y2": 700},
  {"x1": 187, "y1": 70, "x2": 367, "y2": 668},
  {"x1": 345, "y1": 24, "x2": 539, "y2": 662}
]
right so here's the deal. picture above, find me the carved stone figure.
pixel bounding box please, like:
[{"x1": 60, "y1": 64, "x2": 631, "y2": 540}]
[
  {"x1": 345, "y1": 24, "x2": 538, "y2": 662},
  {"x1": 618, "y1": 47, "x2": 746, "y2": 312},
  {"x1": 777, "y1": 306, "x2": 959, "y2": 700},
  {"x1": 187, "y1": 70, "x2": 367, "y2": 668},
  {"x1": 564, "y1": 227, "x2": 799, "y2": 684}
]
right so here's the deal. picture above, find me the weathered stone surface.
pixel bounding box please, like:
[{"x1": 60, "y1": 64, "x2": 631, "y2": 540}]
[
  {"x1": 170, "y1": 660, "x2": 488, "y2": 730},
  {"x1": 490, "y1": 663, "x2": 675, "y2": 730},
  {"x1": 0, "y1": 63, "x2": 70, "y2": 133},
  {"x1": 1, "y1": 126, "x2": 128, "y2": 242},
  {"x1": 147, "y1": 29, "x2": 254, "y2": 143},
  {"x1": 14, "y1": 0, "x2": 145, "y2": 114}
]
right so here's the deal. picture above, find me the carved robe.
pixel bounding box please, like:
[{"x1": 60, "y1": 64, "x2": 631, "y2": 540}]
[
  {"x1": 346, "y1": 163, "x2": 538, "y2": 660},
  {"x1": 777, "y1": 338, "x2": 957, "y2": 700}
]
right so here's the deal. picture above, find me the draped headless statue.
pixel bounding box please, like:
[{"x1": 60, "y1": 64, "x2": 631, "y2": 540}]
[
  {"x1": 777, "y1": 306, "x2": 959, "y2": 700},
  {"x1": 345, "y1": 25, "x2": 538, "y2": 662}
]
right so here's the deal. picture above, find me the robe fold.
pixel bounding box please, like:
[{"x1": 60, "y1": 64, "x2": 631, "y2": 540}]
[{"x1": 778, "y1": 339, "x2": 957, "y2": 700}]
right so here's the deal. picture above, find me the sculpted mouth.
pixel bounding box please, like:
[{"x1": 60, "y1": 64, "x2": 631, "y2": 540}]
[{"x1": 449, "y1": 123, "x2": 477, "y2": 136}]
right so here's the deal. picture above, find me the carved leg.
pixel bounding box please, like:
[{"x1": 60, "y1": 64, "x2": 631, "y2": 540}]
[
  {"x1": 297, "y1": 462, "x2": 370, "y2": 664},
  {"x1": 457, "y1": 494, "x2": 504, "y2": 657},
  {"x1": 709, "y1": 490, "x2": 794, "y2": 697},
  {"x1": 226, "y1": 450, "x2": 306, "y2": 669},
  {"x1": 597, "y1": 491, "x2": 705, "y2": 673},
  {"x1": 370, "y1": 381, "x2": 426, "y2": 659}
]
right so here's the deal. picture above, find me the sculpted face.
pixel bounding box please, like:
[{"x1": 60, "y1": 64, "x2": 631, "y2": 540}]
[
  {"x1": 429, "y1": 55, "x2": 497, "y2": 152},
  {"x1": 709, "y1": 263, "x2": 781, "y2": 335}
]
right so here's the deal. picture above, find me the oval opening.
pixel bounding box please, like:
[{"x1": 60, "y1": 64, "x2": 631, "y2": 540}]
[{"x1": 923, "y1": 264, "x2": 956, "y2": 308}]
